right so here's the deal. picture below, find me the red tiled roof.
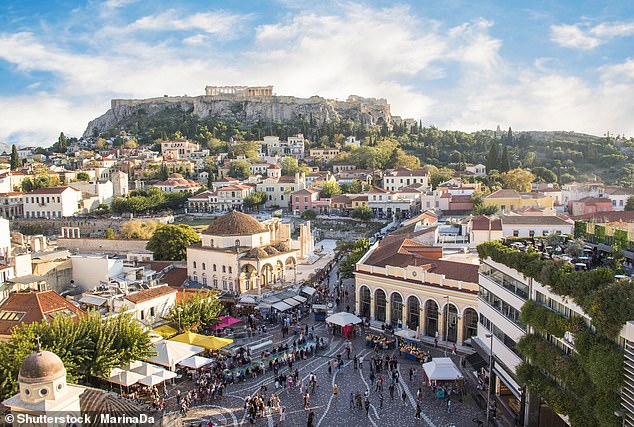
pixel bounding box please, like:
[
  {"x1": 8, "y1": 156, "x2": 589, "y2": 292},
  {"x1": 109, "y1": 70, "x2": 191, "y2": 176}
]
[
  {"x1": 161, "y1": 268, "x2": 188, "y2": 287},
  {"x1": 471, "y1": 216, "x2": 503, "y2": 231},
  {"x1": 362, "y1": 236, "x2": 477, "y2": 283},
  {"x1": 0, "y1": 290, "x2": 83, "y2": 336},
  {"x1": 484, "y1": 189, "x2": 520, "y2": 199},
  {"x1": 571, "y1": 211, "x2": 634, "y2": 223},
  {"x1": 28, "y1": 186, "x2": 80, "y2": 195},
  {"x1": 124, "y1": 285, "x2": 177, "y2": 304}
]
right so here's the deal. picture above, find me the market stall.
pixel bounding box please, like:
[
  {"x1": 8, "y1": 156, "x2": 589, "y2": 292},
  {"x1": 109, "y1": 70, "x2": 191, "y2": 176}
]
[
  {"x1": 365, "y1": 333, "x2": 397, "y2": 350},
  {"x1": 422, "y1": 357, "x2": 463, "y2": 384},
  {"x1": 399, "y1": 342, "x2": 429, "y2": 362},
  {"x1": 325, "y1": 312, "x2": 362, "y2": 338}
]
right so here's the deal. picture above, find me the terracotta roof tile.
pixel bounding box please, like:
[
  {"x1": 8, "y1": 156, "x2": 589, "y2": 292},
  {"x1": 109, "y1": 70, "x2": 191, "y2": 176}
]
[{"x1": 124, "y1": 285, "x2": 177, "y2": 304}]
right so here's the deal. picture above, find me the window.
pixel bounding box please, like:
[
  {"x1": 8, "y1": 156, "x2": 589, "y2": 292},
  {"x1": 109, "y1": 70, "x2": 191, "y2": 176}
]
[
  {"x1": 202, "y1": 263, "x2": 206, "y2": 270},
  {"x1": 229, "y1": 266, "x2": 232, "y2": 274},
  {"x1": 222, "y1": 279, "x2": 228, "y2": 290},
  {"x1": 222, "y1": 265, "x2": 226, "y2": 273},
  {"x1": 304, "y1": 197, "x2": 308, "y2": 203},
  {"x1": 213, "y1": 278, "x2": 218, "y2": 288},
  {"x1": 529, "y1": 230, "x2": 535, "y2": 237},
  {"x1": 213, "y1": 264, "x2": 217, "y2": 271},
  {"x1": 193, "y1": 275, "x2": 198, "y2": 283},
  {"x1": 513, "y1": 230, "x2": 519, "y2": 237},
  {"x1": 210, "y1": 239, "x2": 214, "y2": 247},
  {"x1": 235, "y1": 239, "x2": 240, "y2": 247},
  {"x1": 542, "y1": 230, "x2": 549, "y2": 236},
  {"x1": 193, "y1": 261, "x2": 197, "y2": 269},
  {"x1": 150, "y1": 307, "x2": 155, "y2": 317}
]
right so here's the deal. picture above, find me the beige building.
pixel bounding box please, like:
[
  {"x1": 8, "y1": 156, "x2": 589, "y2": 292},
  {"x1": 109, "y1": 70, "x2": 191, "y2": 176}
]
[
  {"x1": 354, "y1": 235, "x2": 479, "y2": 345},
  {"x1": 186, "y1": 211, "x2": 300, "y2": 294}
]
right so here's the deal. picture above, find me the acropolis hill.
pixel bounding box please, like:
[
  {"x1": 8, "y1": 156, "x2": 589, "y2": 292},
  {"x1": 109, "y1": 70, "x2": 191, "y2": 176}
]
[{"x1": 83, "y1": 85, "x2": 396, "y2": 137}]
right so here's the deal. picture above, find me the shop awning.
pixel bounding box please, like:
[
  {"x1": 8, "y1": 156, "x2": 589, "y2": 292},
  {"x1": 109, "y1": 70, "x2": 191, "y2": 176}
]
[
  {"x1": 171, "y1": 332, "x2": 233, "y2": 351},
  {"x1": 271, "y1": 301, "x2": 292, "y2": 312},
  {"x1": 283, "y1": 298, "x2": 300, "y2": 307},
  {"x1": 325, "y1": 312, "x2": 362, "y2": 326},
  {"x1": 292, "y1": 295, "x2": 307, "y2": 303},
  {"x1": 301, "y1": 286, "x2": 316, "y2": 296}
]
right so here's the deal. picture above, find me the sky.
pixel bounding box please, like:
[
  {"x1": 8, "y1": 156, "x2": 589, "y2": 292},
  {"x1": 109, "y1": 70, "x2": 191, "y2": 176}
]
[{"x1": 2, "y1": 1, "x2": 634, "y2": 147}]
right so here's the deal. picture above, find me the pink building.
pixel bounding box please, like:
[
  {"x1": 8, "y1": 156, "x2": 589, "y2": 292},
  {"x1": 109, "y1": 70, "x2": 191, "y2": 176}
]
[
  {"x1": 569, "y1": 197, "x2": 613, "y2": 216},
  {"x1": 291, "y1": 188, "x2": 320, "y2": 215}
]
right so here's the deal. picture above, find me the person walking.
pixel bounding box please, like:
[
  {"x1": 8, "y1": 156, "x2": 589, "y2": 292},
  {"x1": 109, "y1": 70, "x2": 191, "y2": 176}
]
[
  {"x1": 379, "y1": 393, "x2": 384, "y2": 409},
  {"x1": 415, "y1": 402, "x2": 422, "y2": 419},
  {"x1": 333, "y1": 384, "x2": 338, "y2": 399},
  {"x1": 389, "y1": 383, "x2": 395, "y2": 400},
  {"x1": 279, "y1": 406, "x2": 286, "y2": 426},
  {"x1": 447, "y1": 397, "x2": 452, "y2": 414},
  {"x1": 349, "y1": 392, "x2": 355, "y2": 409},
  {"x1": 303, "y1": 392, "x2": 310, "y2": 410},
  {"x1": 401, "y1": 390, "x2": 407, "y2": 407},
  {"x1": 353, "y1": 355, "x2": 358, "y2": 369},
  {"x1": 307, "y1": 409, "x2": 315, "y2": 427},
  {"x1": 364, "y1": 397, "x2": 370, "y2": 416}
]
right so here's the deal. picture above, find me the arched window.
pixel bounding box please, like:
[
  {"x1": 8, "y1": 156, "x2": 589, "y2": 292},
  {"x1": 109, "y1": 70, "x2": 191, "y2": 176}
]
[
  {"x1": 222, "y1": 265, "x2": 226, "y2": 273},
  {"x1": 375, "y1": 289, "x2": 386, "y2": 322},
  {"x1": 193, "y1": 261, "x2": 197, "y2": 269},
  {"x1": 235, "y1": 239, "x2": 240, "y2": 247},
  {"x1": 407, "y1": 296, "x2": 420, "y2": 330},
  {"x1": 202, "y1": 263, "x2": 206, "y2": 270},
  {"x1": 229, "y1": 266, "x2": 232, "y2": 274},
  {"x1": 213, "y1": 264, "x2": 217, "y2": 271}
]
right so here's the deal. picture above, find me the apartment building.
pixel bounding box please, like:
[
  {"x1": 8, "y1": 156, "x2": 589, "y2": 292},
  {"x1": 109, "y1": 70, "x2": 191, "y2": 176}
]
[{"x1": 23, "y1": 186, "x2": 82, "y2": 219}]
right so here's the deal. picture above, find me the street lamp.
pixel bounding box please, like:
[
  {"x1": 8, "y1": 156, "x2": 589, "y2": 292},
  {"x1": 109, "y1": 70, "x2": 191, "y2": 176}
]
[
  {"x1": 177, "y1": 307, "x2": 183, "y2": 333},
  {"x1": 444, "y1": 296, "x2": 450, "y2": 356},
  {"x1": 486, "y1": 333, "x2": 494, "y2": 427}
]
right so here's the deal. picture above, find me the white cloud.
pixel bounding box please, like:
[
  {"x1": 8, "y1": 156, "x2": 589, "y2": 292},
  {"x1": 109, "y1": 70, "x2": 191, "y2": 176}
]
[
  {"x1": 551, "y1": 21, "x2": 634, "y2": 50},
  {"x1": 3, "y1": 3, "x2": 634, "y2": 146},
  {"x1": 103, "y1": 0, "x2": 137, "y2": 9}
]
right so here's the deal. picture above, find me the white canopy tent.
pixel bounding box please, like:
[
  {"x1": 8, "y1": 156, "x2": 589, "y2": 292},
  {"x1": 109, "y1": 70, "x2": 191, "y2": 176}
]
[
  {"x1": 395, "y1": 329, "x2": 419, "y2": 341},
  {"x1": 178, "y1": 355, "x2": 213, "y2": 369},
  {"x1": 422, "y1": 357, "x2": 463, "y2": 381},
  {"x1": 325, "y1": 312, "x2": 363, "y2": 327},
  {"x1": 130, "y1": 361, "x2": 165, "y2": 377},
  {"x1": 147, "y1": 340, "x2": 204, "y2": 370},
  {"x1": 271, "y1": 301, "x2": 292, "y2": 312}
]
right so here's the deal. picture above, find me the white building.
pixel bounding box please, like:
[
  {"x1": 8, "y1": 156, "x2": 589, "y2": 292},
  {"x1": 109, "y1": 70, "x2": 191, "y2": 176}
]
[
  {"x1": 500, "y1": 214, "x2": 574, "y2": 238},
  {"x1": 0, "y1": 217, "x2": 10, "y2": 260},
  {"x1": 111, "y1": 170, "x2": 129, "y2": 197},
  {"x1": 23, "y1": 186, "x2": 82, "y2": 219},
  {"x1": 70, "y1": 180, "x2": 114, "y2": 205},
  {"x1": 154, "y1": 173, "x2": 202, "y2": 193},
  {"x1": 114, "y1": 285, "x2": 177, "y2": 326},
  {"x1": 161, "y1": 140, "x2": 200, "y2": 160},
  {"x1": 0, "y1": 191, "x2": 24, "y2": 219},
  {"x1": 465, "y1": 163, "x2": 487, "y2": 176},
  {"x1": 70, "y1": 254, "x2": 124, "y2": 291},
  {"x1": 382, "y1": 168, "x2": 430, "y2": 191},
  {"x1": 256, "y1": 173, "x2": 306, "y2": 208},
  {"x1": 186, "y1": 211, "x2": 300, "y2": 294},
  {"x1": 263, "y1": 135, "x2": 305, "y2": 159}
]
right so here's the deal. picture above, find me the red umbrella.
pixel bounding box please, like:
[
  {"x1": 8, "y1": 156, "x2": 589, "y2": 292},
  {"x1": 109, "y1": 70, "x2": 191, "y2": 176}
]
[{"x1": 212, "y1": 315, "x2": 241, "y2": 330}]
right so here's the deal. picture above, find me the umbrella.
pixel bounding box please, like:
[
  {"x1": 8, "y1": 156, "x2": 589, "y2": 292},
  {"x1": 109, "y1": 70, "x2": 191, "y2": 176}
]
[
  {"x1": 154, "y1": 324, "x2": 178, "y2": 339},
  {"x1": 171, "y1": 332, "x2": 233, "y2": 351},
  {"x1": 325, "y1": 312, "x2": 362, "y2": 327},
  {"x1": 130, "y1": 362, "x2": 165, "y2": 377},
  {"x1": 138, "y1": 370, "x2": 177, "y2": 387},
  {"x1": 212, "y1": 316, "x2": 241, "y2": 330},
  {"x1": 109, "y1": 370, "x2": 144, "y2": 387},
  {"x1": 147, "y1": 340, "x2": 204, "y2": 369},
  {"x1": 178, "y1": 355, "x2": 213, "y2": 369}
]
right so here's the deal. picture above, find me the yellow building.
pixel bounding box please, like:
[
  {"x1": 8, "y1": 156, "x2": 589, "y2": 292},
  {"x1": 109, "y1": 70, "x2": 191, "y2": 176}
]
[
  {"x1": 482, "y1": 189, "x2": 553, "y2": 213},
  {"x1": 354, "y1": 235, "x2": 479, "y2": 345}
]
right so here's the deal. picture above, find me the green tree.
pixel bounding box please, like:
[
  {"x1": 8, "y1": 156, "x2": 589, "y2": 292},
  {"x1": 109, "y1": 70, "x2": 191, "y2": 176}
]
[
  {"x1": 53, "y1": 132, "x2": 68, "y2": 153},
  {"x1": 167, "y1": 290, "x2": 223, "y2": 333},
  {"x1": 320, "y1": 181, "x2": 341, "y2": 198},
  {"x1": 338, "y1": 238, "x2": 371, "y2": 279},
  {"x1": 243, "y1": 191, "x2": 267, "y2": 211},
  {"x1": 146, "y1": 224, "x2": 201, "y2": 260},
  {"x1": 104, "y1": 228, "x2": 116, "y2": 239},
  {"x1": 94, "y1": 203, "x2": 110, "y2": 215},
  {"x1": 532, "y1": 167, "x2": 558, "y2": 183},
  {"x1": 351, "y1": 206, "x2": 373, "y2": 220},
  {"x1": 500, "y1": 146, "x2": 511, "y2": 172},
  {"x1": 10, "y1": 145, "x2": 20, "y2": 170},
  {"x1": 228, "y1": 160, "x2": 251, "y2": 180},
  {"x1": 280, "y1": 157, "x2": 299, "y2": 175},
  {"x1": 503, "y1": 168, "x2": 535, "y2": 192},
  {"x1": 0, "y1": 312, "x2": 153, "y2": 400},
  {"x1": 486, "y1": 142, "x2": 499, "y2": 172},
  {"x1": 300, "y1": 209, "x2": 317, "y2": 220},
  {"x1": 625, "y1": 197, "x2": 634, "y2": 211},
  {"x1": 76, "y1": 171, "x2": 90, "y2": 181}
]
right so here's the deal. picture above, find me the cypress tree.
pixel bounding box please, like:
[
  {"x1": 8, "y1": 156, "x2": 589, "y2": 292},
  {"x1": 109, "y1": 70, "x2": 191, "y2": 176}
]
[
  {"x1": 486, "y1": 142, "x2": 499, "y2": 172},
  {"x1": 10, "y1": 145, "x2": 20, "y2": 170},
  {"x1": 500, "y1": 146, "x2": 511, "y2": 172}
]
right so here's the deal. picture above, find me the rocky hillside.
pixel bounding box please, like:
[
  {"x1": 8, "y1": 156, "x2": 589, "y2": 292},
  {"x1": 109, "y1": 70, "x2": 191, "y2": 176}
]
[{"x1": 83, "y1": 93, "x2": 393, "y2": 137}]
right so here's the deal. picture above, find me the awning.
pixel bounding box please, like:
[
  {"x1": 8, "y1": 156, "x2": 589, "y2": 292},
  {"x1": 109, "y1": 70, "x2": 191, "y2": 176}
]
[
  {"x1": 108, "y1": 370, "x2": 144, "y2": 387},
  {"x1": 79, "y1": 295, "x2": 107, "y2": 306},
  {"x1": 138, "y1": 370, "x2": 177, "y2": 386},
  {"x1": 271, "y1": 301, "x2": 292, "y2": 312},
  {"x1": 283, "y1": 298, "x2": 300, "y2": 307},
  {"x1": 312, "y1": 304, "x2": 328, "y2": 310},
  {"x1": 293, "y1": 295, "x2": 307, "y2": 303},
  {"x1": 301, "y1": 286, "x2": 316, "y2": 296},
  {"x1": 147, "y1": 340, "x2": 204, "y2": 369},
  {"x1": 239, "y1": 295, "x2": 257, "y2": 304}
]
